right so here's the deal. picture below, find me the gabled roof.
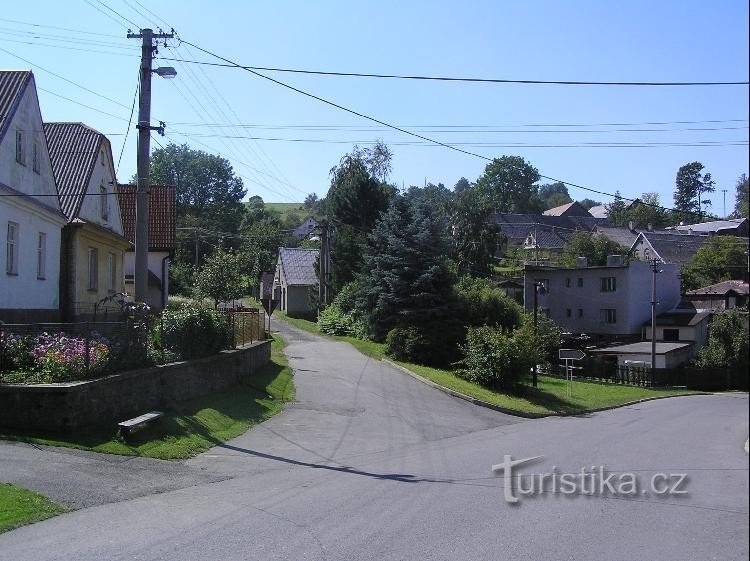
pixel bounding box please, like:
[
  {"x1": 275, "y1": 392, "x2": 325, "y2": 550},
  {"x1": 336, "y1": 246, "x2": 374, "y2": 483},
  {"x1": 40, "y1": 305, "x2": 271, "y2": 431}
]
[
  {"x1": 672, "y1": 218, "x2": 748, "y2": 234},
  {"x1": 0, "y1": 71, "x2": 32, "y2": 143},
  {"x1": 491, "y1": 213, "x2": 609, "y2": 242},
  {"x1": 525, "y1": 228, "x2": 571, "y2": 249},
  {"x1": 587, "y1": 199, "x2": 638, "y2": 219},
  {"x1": 543, "y1": 201, "x2": 590, "y2": 217},
  {"x1": 291, "y1": 216, "x2": 318, "y2": 241},
  {"x1": 631, "y1": 230, "x2": 710, "y2": 267},
  {"x1": 643, "y1": 307, "x2": 711, "y2": 327},
  {"x1": 594, "y1": 226, "x2": 640, "y2": 248},
  {"x1": 43, "y1": 122, "x2": 108, "y2": 220},
  {"x1": 278, "y1": 247, "x2": 319, "y2": 286},
  {"x1": 685, "y1": 280, "x2": 749, "y2": 297},
  {"x1": 117, "y1": 184, "x2": 177, "y2": 251}
]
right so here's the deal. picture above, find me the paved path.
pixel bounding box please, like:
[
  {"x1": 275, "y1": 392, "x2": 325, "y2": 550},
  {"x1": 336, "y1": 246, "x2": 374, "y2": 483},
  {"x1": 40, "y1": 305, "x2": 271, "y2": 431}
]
[{"x1": 1, "y1": 321, "x2": 747, "y2": 560}]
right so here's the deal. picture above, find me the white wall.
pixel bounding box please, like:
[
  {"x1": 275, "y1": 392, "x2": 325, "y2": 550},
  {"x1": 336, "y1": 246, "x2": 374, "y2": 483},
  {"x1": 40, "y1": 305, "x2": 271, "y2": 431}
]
[{"x1": 123, "y1": 250, "x2": 169, "y2": 309}]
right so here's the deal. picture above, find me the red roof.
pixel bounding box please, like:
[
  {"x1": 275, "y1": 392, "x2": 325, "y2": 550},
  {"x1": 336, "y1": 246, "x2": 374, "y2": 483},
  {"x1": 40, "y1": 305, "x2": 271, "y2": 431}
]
[{"x1": 117, "y1": 184, "x2": 176, "y2": 251}]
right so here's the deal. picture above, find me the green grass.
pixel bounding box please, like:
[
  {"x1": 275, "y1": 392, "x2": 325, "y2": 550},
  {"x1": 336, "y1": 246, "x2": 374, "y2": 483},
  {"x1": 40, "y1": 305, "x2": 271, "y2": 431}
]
[
  {"x1": 261, "y1": 202, "x2": 305, "y2": 221},
  {"x1": 0, "y1": 484, "x2": 66, "y2": 533},
  {"x1": 274, "y1": 312, "x2": 695, "y2": 416},
  {"x1": 0, "y1": 336, "x2": 294, "y2": 460}
]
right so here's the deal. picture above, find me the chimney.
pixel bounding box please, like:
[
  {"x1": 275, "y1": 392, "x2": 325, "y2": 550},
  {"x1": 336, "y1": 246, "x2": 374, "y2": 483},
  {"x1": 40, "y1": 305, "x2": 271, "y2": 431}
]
[
  {"x1": 576, "y1": 256, "x2": 588, "y2": 268},
  {"x1": 607, "y1": 254, "x2": 624, "y2": 267},
  {"x1": 647, "y1": 223, "x2": 653, "y2": 231},
  {"x1": 628, "y1": 221, "x2": 634, "y2": 232}
]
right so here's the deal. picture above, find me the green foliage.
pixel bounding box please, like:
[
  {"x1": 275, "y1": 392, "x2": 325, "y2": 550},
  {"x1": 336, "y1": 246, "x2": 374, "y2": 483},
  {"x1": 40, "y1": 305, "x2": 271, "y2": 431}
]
[
  {"x1": 578, "y1": 198, "x2": 602, "y2": 211},
  {"x1": 605, "y1": 191, "x2": 632, "y2": 226},
  {"x1": 332, "y1": 280, "x2": 361, "y2": 314},
  {"x1": 681, "y1": 236, "x2": 748, "y2": 291},
  {"x1": 455, "y1": 276, "x2": 523, "y2": 330},
  {"x1": 732, "y1": 173, "x2": 748, "y2": 218},
  {"x1": 624, "y1": 192, "x2": 671, "y2": 229},
  {"x1": 317, "y1": 305, "x2": 354, "y2": 336},
  {"x1": 194, "y1": 249, "x2": 246, "y2": 307},
  {"x1": 450, "y1": 187, "x2": 502, "y2": 276},
  {"x1": 537, "y1": 182, "x2": 572, "y2": 210},
  {"x1": 358, "y1": 196, "x2": 456, "y2": 342},
  {"x1": 517, "y1": 312, "x2": 563, "y2": 366},
  {"x1": 457, "y1": 326, "x2": 535, "y2": 390},
  {"x1": 168, "y1": 258, "x2": 195, "y2": 296},
  {"x1": 674, "y1": 161, "x2": 715, "y2": 222},
  {"x1": 454, "y1": 177, "x2": 471, "y2": 193},
  {"x1": 386, "y1": 321, "x2": 465, "y2": 367},
  {"x1": 239, "y1": 219, "x2": 286, "y2": 288},
  {"x1": 155, "y1": 306, "x2": 232, "y2": 360},
  {"x1": 473, "y1": 155, "x2": 542, "y2": 213},
  {"x1": 317, "y1": 282, "x2": 368, "y2": 339},
  {"x1": 695, "y1": 308, "x2": 749, "y2": 370},
  {"x1": 560, "y1": 231, "x2": 629, "y2": 267}
]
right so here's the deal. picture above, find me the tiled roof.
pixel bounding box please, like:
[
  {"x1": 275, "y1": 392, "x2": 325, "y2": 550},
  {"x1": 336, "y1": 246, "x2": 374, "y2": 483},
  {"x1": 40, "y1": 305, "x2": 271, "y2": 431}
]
[
  {"x1": 594, "y1": 226, "x2": 640, "y2": 248},
  {"x1": 117, "y1": 184, "x2": 177, "y2": 251},
  {"x1": 43, "y1": 122, "x2": 106, "y2": 220},
  {"x1": 279, "y1": 247, "x2": 319, "y2": 286},
  {"x1": 526, "y1": 228, "x2": 570, "y2": 249},
  {"x1": 542, "y1": 201, "x2": 590, "y2": 217},
  {"x1": 637, "y1": 231, "x2": 710, "y2": 267},
  {"x1": 686, "y1": 280, "x2": 749, "y2": 297},
  {"x1": 0, "y1": 71, "x2": 31, "y2": 143}
]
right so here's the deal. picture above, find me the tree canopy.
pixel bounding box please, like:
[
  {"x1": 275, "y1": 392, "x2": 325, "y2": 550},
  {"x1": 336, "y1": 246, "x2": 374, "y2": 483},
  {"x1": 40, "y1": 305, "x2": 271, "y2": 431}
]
[
  {"x1": 193, "y1": 248, "x2": 246, "y2": 307},
  {"x1": 674, "y1": 162, "x2": 715, "y2": 222},
  {"x1": 473, "y1": 156, "x2": 542, "y2": 213},
  {"x1": 681, "y1": 236, "x2": 748, "y2": 291},
  {"x1": 560, "y1": 231, "x2": 629, "y2": 267},
  {"x1": 732, "y1": 174, "x2": 749, "y2": 218},
  {"x1": 537, "y1": 182, "x2": 572, "y2": 210}
]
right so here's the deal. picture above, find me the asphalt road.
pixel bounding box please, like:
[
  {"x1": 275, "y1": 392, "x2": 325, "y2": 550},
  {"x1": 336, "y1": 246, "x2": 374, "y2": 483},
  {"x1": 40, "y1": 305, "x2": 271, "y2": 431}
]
[{"x1": 1, "y1": 320, "x2": 747, "y2": 561}]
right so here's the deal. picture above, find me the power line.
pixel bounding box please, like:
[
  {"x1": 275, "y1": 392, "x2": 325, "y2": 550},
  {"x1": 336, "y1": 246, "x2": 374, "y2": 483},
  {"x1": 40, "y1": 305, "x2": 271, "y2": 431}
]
[
  {"x1": 161, "y1": 56, "x2": 749, "y2": 87},
  {"x1": 116, "y1": 77, "x2": 139, "y2": 174},
  {"x1": 82, "y1": 0, "x2": 131, "y2": 30},
  {"x1": 90, "y1": 0, "x2": 140, "y2": 28}
]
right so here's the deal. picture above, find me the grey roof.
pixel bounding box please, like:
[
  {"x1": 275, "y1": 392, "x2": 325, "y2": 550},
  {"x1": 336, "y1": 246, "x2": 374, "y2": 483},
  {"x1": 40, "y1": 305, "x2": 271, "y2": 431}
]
[
  {"x1": 543, "y1": 201, "x2": 591, "y2": 217},
  {"x1": 279, "y1": 247, "x2": 319, "y2": 286},
  {"x1": 0, "y1": 71, "x2": 31, "y2": 143},
  {"x1": 594, "y1": 226, "x2": 640, "y2": 248},
  {"x1": 587, "y1": 199, "x2": 638, "y2": 219},
  {"x1": 685, "y1": 280, "x2": 749, "y2": 297},
  {"x1": 635, "y1": 230, "x2": 711, "y2": 267},
  {"x1": 490, "y1": 213, "x2": 609, "y2": 242},
  {"x1": 592, "y1": 342, "x2": 692, "y2": 355},
  {"x1": 525, "y1": 228, "x2": 571, "y2": 249},
  {"x1": 643, "y1": 309, "x2": 711, "y2": 327},
  {"x1": 44, "y1": 122, "x2": 108, "y2": 220},
  {"x1": 672, "y1": 218, "x2": 748, "y2": 234},
  {"x1": 291, "y1": 217, "x2": 318, "y2": 241}
]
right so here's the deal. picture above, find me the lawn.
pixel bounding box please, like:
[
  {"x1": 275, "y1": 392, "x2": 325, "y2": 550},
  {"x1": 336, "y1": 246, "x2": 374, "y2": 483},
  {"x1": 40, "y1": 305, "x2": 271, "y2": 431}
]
[
  {"x1": 0, "y1": 484, "x2": 65, "y2": 533},
  {"x1": 274, "y1": 312, "x2": 695, "y2": 416},
  {"x1": 0, "y1": 336, "x2": 294, "y2": 460},
  {"x1": 262, "y1": 202, "x2": 305, "y2": 221}
]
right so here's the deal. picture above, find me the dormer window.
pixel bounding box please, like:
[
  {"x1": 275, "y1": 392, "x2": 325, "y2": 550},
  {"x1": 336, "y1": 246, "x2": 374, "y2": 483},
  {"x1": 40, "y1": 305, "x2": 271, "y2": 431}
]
[
  {"x1": 15, "y1": 130, "x2": 25, "y2": 165},
  {"x1": 100, "y1": 182, "x2": 109, "y2": 221}
]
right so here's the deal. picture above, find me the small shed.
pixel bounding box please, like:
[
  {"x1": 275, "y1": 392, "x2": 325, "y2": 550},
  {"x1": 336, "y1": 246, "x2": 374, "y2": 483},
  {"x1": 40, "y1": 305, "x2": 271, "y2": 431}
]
[
  {"x1": 591, "y1": 342, "x2": 693, "y2": 369},
  {"x1": 273, "y1": 248, "x2": 319, "y2": 316}
]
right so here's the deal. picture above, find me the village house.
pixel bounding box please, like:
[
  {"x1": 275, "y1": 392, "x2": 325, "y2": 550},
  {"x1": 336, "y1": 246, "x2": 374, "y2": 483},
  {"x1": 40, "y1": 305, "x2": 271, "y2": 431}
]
[
  {"x1": 684, "y1": 280, "x2": 749, "y2": 311},
  {"x1": 273, "y1": 247, "x2": 319, "y2": 316},
  {"x1": 117, "y1": 185, "x2": 176, "y2": 311},
  {"x1": 0, "y1": 71, "x2": 67, "y2": 322},
  {"x1": 44, "y1": 122, "x2": 130, "y2": 321}
]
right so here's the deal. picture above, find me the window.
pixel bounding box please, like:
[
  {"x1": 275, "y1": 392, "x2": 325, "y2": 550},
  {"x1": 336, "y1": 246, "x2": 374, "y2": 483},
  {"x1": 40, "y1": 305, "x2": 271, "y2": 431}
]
[
  {"x1": 566, "y1": 308, "x2": 572, "y2": 318},
  {"x1": 663, "y1": 328, "x2": 680, "y2": 342},
  {"x1": 37, "y1": 232, "x2": 46, "y2": 279},
  {"x1": 577, "y1": 308, "x2": 583, "y2": 318},
  {"x1": 87, "y1": 248, "x2": 98, "y2": 290},
  {"x1": 535, "y1": 279, "x2": 549, "y2": 294},
  {"x1": 600, "y1": 277, "x2": 617, "y2": 292},
  {"x1": 577, "y1": 278, "x2": 583, "y2": 288},
  {"x1": 32, "y1": 142, "x2": 40, "y2": 173},
  {"x1": 600, "y1": 309, "x2": 617, "y2": 324},
  {"x1": 565, "y1": 278, "x2": 571, "y2": 288},
  {"x1": 15, "y1": 130, "x2": 24, "y2": 165},
  {"x1": 107, "y1": 253, "x2": 116, "y2": 292},
  {"x1": 6, "y1": 222, "x2": 19, "y2": 275},
  {"x1": 99, "y1": 182, "x2": 109, "y2": 221}
]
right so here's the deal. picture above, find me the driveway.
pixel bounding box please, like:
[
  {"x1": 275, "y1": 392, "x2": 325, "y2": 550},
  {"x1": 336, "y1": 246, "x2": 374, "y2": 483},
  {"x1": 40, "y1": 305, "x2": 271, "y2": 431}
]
[{"x1": 1, "y1": 320, "x2": 747, "y2": 561}]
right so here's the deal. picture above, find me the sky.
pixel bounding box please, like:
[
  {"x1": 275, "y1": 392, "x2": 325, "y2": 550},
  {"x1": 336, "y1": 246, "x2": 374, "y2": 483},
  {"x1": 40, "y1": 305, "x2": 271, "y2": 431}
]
[{"x1": 2, "y1": 0, "x2": 748, "y2": 215}]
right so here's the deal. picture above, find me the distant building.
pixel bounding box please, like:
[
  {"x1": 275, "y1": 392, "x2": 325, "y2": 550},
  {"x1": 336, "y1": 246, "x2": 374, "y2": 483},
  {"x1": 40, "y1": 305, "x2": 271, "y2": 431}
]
[
  {"x1": 273, "y1": 247, "x2": 319, "y2": 316},
  {"x1": 629, "y1": 230, "x2": 711, "y2": 269},
  {"x1": 587, "y1": 198, "x2": 639, "y2": 220},
  {"x1": 642, "y1": 304, "x2": 711, "y2": 358},
  {"x1": 524, "y1": 257, "x2": 681, "y2": 340},
  {"x1": 592, "y1": 225, "x2": 641, "y2": 249},
  {"x1": 291, "y1": 217, "x2": 318, "y2": 242},
  {"x1": 542, "y1": 201, "x2": 592, "y2": 218},
  {"x1": 591, "y1": 341, "x2": 693, "y2": 369},
  {"x1": 684, "y1": 280, "x2": 749, "y2": 311},
  {"x1": 671, "y1": 218, "x2": 748, "y2": 237},
  {"x1": 117, "y1": 185, "x2": 176, "y2": 310}
]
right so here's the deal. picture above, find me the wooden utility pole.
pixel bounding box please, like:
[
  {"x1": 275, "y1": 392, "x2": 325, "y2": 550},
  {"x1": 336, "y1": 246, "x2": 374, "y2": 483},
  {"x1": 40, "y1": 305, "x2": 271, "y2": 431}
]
[
  {"x1": 127, "y1": 28, "x2": 174, "y2": 302},
  {"x1": 650, "y1": 258, "x2": 661, "y2": 375}
]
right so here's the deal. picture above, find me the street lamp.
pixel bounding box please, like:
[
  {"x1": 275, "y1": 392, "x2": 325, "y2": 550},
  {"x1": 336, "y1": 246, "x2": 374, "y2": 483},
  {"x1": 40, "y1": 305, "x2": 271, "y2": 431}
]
[
  {"x1": 532, "y1": 281, "x2": 547, "y2": 388},
  {"x1": 153, "y1": 66, "x2": 177, "y2": 79}
]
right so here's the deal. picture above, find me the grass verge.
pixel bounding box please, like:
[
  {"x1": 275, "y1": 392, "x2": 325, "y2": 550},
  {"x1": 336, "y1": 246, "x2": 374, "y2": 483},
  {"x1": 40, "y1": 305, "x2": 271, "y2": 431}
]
[
  {"x1": 0, "y1": 336, "x2": 294, "y2": 460},
  {"x1": 274, "y1": 312, "x2": 695, "y2": 416},
  {"x1": 0, "y1": 484, "x2": 66, "y2": 533}
]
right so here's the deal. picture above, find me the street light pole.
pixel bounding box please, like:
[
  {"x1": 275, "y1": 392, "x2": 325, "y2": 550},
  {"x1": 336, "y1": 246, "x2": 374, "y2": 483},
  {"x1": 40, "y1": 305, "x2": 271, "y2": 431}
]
[{"x1": 532, "y1": 280, "x2": 545, "y2": 388}]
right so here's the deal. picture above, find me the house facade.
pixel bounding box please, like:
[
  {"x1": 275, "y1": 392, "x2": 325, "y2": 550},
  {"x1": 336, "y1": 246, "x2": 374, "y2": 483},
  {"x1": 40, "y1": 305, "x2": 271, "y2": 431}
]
[
  {"x1": 684, "y1": 280, "x2": 749, "y2": 311},
  {"x1": 117, "y1": 185, "x2": 176, "y2": 310},
  {"x1": 0, "y1": 71, "x2": 67, "y2": 322},
  {"x1": 524, "y1": 257, "x2": 681, "y2": 339},
  {"x1": 44, "y1": 123, "x2": 130, "y2": 321},
  {"x1": 273, "y1": 247, "x2": 319, "y2": 316},
  {"x1": 629, "y1": 230, "x2": 710, "y2": 269},
  {"x1": 642, "y1": 305, "x2": 711, "y2": 358}
]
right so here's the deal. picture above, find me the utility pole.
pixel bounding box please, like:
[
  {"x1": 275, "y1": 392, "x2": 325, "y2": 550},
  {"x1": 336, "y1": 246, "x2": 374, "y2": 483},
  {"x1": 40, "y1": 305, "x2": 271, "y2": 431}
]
[
  {"x1": 318, "y1": 220, "x2": 330, "y2": 311},
  {"x1": 127, "y1": 28, "x2": 175, "y2": 302},
  {"x1": 722, "y1": 189, "x2": 728, "y2": 218},
  {"x1": 650, "y1": 258, "x2": 661, "y2": 378}
]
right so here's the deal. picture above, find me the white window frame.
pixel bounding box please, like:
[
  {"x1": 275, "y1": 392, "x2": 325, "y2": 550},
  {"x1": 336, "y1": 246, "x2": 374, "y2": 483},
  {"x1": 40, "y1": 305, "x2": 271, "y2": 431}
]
[
  {"x1": 87, "y1": 248, "x2": 98, "y2": 291},
  {"x1": 15, "y1": 130, "x2": 25, "y2": 165},
  {"x1": 107, "y1": 252, "x2": 116, "y2": 292},
  {"x1": 32, "y1": 141, "x2": 40, "y2": 174},
  {"x1": 6, "y1": 222, "x2": 19, "y2": 275},
  {"x1": 37, "y1": 232, "x2": 46, "y2": 280}
]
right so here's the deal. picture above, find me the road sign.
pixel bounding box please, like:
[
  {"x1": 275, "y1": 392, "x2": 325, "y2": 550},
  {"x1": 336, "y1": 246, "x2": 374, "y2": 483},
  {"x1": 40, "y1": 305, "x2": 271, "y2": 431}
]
[
  {"x1": 260, "y1": 298, "x2": 279, "y2": 316},
  {"x1": 559, "y1": 349, "x2": 586, "y2": 361}
]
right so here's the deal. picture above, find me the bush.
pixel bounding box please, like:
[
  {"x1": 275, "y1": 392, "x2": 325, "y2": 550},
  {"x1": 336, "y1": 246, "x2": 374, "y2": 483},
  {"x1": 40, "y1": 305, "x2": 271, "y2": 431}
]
[
  {"x1": 386, "y1": 320, "x2": 465, "y2": 367},
  {"x1": 155, "y1": 306, "x2": 232, "y2": 360},
  {"x1": 318, "y1": 305, "x2": 354, "y2": 336},
  {"x1": 457, "y1": 326, "x2": 535, "y2": 390},
  {"x1": 332, "y1": 281, "x2": 361, "y2": 314},
  {"x1": 455, "y1": 276, "x2": 523, "y2": 330}
]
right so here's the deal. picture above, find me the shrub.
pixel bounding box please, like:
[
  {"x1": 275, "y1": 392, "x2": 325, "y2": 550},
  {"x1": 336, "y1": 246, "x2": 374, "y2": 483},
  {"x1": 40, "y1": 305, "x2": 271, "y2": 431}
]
[
  {"x1": 0, "y1": 333, "x2": 35, "y2": 373},
  {"x1": 332, "y1": 281, "x2": 361, "y2": 315},
  {"x1": 318, "y1": 305, "x2": 354, "y2": 336},
  {"x1": 455, "y1": 276, "x2": 523, "y2": 330},
  {"x1": 386, "y1": 320, "x2": 465, "y2": 367},
  {"x1": 156, "y1": 306, "x2": 232, "y2": 360},
  {"x1": 457, "y1": 326, "x2": 536, "y2": 390}
]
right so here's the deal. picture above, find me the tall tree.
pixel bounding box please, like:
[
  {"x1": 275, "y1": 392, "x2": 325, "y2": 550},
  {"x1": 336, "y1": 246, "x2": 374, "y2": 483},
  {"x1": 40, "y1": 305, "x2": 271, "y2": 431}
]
[
  {"x1": 560, "y1": 231, "x2": 629, "y2": 267},
  {"x1": 674, "y1": 162, "x2": 715, "y2": 222},
  {"x1": 605, "y1": 191, "x2": 630, "y2": 227},
  {"x1": 454, "y1": 177, "x2": 471, "y2": 193},
  {"x1": 303, "y1": 192, "x2": 322, "y2": 214},
  {"x1": 194, "y1": 248, "x2": 246, "y2": 308},
  {"x1": 625, "y1": 192, "x2": 670, "y2": 229},
  {"x1": 579, "y1": 198, "x2": 602, "y2": 211},
  {"x1": 681, "y1": 236, "x2": 748, "y2": 291},
  {"x1": 450, "y1": 188, "x2": 502, "y2": 276},
  {"x1": 537, "y1": 182, "x2": 572, "y2": 210},
  {"x1": 473, "y1": 156, "x2": 541, "y2": 213},
  {"x1": 732, "y1": 173, "x2": 749, "y2": 218}
]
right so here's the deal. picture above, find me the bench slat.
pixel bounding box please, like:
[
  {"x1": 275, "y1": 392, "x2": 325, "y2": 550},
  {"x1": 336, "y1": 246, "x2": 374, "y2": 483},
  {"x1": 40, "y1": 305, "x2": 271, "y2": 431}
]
[{"x1": 118, "y1": 411, "x2": 164, "y2": 429}]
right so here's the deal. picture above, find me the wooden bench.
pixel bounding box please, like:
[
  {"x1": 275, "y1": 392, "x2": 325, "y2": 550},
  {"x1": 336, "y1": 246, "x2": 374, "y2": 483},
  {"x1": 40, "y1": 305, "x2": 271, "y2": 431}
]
[{"x1": 118, "y1": 411, "x2": 164, "y2": 437}]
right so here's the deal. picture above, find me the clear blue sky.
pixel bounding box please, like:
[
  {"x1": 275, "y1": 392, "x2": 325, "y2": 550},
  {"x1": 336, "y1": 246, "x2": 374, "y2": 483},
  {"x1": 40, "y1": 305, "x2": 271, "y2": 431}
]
[{"x1": 2, "y1": 1, "x2": 748, "y2": 215}]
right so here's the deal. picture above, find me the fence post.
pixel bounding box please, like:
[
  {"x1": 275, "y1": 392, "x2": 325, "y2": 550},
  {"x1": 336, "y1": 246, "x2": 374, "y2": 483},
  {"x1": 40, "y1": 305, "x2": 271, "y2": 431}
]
[
  {"x1": 84, "y1": 323, "x2": 91, "y2": 376},
  {"x1": 231, "y1": 312, "x2": 236, "y2": 349},
  {"x1": 160, "y1": 315, "x2": 165, "y2": 364}
]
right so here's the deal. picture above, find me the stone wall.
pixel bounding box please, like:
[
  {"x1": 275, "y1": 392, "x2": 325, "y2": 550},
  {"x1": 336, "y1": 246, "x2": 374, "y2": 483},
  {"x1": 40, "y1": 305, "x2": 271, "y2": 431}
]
[{"x1": 0, "y1": 339, "x2": 271, "y2": 433}]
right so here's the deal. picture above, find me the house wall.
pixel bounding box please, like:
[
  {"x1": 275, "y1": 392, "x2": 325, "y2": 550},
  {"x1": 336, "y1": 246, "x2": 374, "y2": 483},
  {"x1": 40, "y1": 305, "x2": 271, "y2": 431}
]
[
  {"x1": 644, "y1": 320, "x2": 709, "y2": 357},
  {"x1": 76, "y1": 142, "x2": 124, "y2": 236},
  {"x1": 0, "y1": 79, "x2": 65, "y2": 321},
  {"x1": 285, "y1": 285, "x2": 313, "y2": 314},
  {"x1": 123, "y1": 250, "x2": 170, "y2": 309},
  {"x1": 524, "y1": 260, "x2": 681, "y2": 336},
  {"x1": 613, "y1": 347, "x2": 693, "y2": 369}
]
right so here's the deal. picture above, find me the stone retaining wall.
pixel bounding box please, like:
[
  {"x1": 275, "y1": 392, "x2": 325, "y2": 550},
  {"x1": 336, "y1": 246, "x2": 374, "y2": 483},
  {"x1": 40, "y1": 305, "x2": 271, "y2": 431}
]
[{"x1": 0, "y1": 339, "x2": 271, "y2": 433}]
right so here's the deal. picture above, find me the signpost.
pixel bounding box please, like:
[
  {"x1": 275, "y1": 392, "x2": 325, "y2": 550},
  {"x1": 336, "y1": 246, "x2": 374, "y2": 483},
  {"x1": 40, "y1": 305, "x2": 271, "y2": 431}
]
[
  {"x1": 558, "y1": 349, "x2": 586, "y2": 397},
  {"x1": 260, "y1": 298, "x2": 279, "y2": 334}
]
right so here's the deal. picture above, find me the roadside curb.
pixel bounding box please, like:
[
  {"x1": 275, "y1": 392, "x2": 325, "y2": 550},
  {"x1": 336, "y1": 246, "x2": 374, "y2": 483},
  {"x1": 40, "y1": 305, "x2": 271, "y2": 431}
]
[{"x1": 382, "y1": 359, "x2": 711, "y2": 419}]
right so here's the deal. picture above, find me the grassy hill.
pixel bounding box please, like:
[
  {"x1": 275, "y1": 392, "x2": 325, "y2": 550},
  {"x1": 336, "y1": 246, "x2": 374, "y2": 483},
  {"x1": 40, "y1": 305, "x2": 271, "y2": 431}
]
[{"x1": 261, "y1": 202, "x2": 304, "y2": 221}]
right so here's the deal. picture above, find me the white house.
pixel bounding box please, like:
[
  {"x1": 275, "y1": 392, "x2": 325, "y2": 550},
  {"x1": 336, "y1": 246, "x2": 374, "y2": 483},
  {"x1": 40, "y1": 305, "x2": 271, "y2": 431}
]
[
  {"x1": 273, "y1": 247, "x2": 318, "y2": 316},
  {"x1": 0, "y1": 71, "x2": 67, "y2": 323}
]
